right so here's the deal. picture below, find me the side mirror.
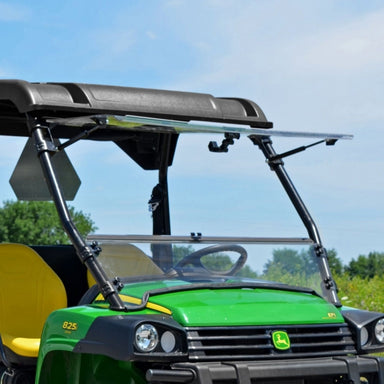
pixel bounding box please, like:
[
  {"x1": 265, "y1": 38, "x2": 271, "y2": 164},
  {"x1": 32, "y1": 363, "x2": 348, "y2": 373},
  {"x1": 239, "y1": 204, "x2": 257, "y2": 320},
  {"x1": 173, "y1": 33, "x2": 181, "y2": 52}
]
[{"x1": 10, "y1": 138, "x2": 81, "y2": 201}]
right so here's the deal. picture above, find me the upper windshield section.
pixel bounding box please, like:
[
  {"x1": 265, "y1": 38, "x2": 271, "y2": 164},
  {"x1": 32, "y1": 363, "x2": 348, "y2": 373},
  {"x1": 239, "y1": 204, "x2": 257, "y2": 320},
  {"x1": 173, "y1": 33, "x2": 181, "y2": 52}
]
[{"x1": 61, "y1": 131, "x2": 313, "y2": 238}]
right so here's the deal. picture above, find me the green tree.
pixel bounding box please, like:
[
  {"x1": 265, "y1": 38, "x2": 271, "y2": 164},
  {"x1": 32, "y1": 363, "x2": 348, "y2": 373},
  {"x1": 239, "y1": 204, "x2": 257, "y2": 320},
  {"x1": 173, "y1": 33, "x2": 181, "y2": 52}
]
[
  {"x1": 0, "y1": 200, "x2": 97, "y2": 245},
  {"x1": 172, "y1": 245, "x2": 195, "y2": 264},
  {"x1": 261, "y1": 247, "x2": 343, "y2": 294},
  {"x1": 263, "y1": 247, "x2": 342, "y2": 277},
  {"x1": 326, "y1": 249, "x2": 343, "y2": 275},
  {"x1": 345, "y1": 252, "x2": 384, "y2": 279},
  {"x1": 263, "y1": 248, "x2": 317, "y2": 276}
]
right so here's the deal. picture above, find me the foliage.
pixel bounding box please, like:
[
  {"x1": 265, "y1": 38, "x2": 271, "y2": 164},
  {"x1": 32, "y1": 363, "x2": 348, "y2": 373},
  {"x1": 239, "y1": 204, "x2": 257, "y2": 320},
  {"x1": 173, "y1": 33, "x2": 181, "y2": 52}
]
[
  {"x1": 344, "y1": 252, "x2": 384, "y2": 279},
  {"x1": 260, "y1": 248, "x2": 319, "y2": 292},
  {"x1": 263, "y1": 247, "x2": 342, "y2": 277},
  {"x1": 263, "y1": 247, "x2": 317, "y2": 276},
  {"x1": 0, "y1": 200, "x2": 97, "y2": 245},
  {"x1": 172, "y1": 244, "x2": 194, "y2": 264},
  {"x1": 332, "y1": 252, "x2": 384, "y2": 311},
  {"x1": 327, "y1": 249, "x2": 343, "y2": 275},
  {"x1": 236, "y1": 264, "x2": 258, "y2": 278},
  {"x1": 201, "y1": 254, "x2": 234, "y2": 272},
  {"x1": 336, "y1": 274, "x2": 384, "y2": 313}
]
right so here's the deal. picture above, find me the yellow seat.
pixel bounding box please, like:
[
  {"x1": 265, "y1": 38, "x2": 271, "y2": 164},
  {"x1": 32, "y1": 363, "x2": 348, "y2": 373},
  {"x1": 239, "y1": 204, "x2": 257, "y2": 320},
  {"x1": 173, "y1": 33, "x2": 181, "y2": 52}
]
[
  {"x1": 0, "y1": 243, "x2": 67, "y2": 364},
  {"x1": 87, "y1": 243, "x2": 163, "y2": 287}
]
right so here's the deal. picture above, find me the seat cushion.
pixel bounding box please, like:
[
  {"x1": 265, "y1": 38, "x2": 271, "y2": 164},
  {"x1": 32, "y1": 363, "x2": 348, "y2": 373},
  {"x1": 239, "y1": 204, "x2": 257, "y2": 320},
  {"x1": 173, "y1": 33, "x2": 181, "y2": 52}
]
[
  {"x1": 2, "y1": 334, "x2": 40, "y2": 358},
  {"x1": 0, "y1": 243, "x2": 67, "y2": 362}
]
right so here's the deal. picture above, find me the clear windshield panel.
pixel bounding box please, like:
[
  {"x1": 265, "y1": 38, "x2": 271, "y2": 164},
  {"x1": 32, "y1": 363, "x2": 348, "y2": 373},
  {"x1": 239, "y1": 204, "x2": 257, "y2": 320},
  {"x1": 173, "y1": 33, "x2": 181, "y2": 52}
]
[
  {"x1": 64, "y1": 132, "x2": 312, "y2": 238},
  {"x1": 89, "y1": 237, "x2": 324, "y2": 297}
]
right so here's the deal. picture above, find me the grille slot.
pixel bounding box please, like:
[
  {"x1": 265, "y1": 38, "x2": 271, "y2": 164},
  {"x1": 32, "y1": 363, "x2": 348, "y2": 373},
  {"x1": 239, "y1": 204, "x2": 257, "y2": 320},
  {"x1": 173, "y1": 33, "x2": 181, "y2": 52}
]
[{"x1": 186, "y1": 324, "x2": 356, "y2": 361}]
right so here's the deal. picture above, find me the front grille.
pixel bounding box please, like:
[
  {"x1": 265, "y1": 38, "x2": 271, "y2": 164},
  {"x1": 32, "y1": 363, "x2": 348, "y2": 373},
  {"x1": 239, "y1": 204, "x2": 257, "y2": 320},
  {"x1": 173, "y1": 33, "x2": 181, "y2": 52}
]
[{"x1": 186, "y1": 324, "x2": 356, "y2": 361}]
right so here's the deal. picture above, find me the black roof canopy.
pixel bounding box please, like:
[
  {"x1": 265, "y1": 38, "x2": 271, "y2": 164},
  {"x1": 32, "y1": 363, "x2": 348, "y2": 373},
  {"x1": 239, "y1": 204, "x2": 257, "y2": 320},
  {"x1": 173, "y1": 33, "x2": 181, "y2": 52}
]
[{"x1": 0, "y1": 80, "x2": 272, "y2": 138}]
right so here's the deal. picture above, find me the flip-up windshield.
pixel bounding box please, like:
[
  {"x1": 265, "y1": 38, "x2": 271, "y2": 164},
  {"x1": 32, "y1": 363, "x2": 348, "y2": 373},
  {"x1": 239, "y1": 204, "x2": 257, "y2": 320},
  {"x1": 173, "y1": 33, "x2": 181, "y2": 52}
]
[
  {"x1": 0, "y1": 80, "x2": 351, "y2": 308},
  {"x1": 73, "y1": 130, "x2": 330, "y2": 300}
]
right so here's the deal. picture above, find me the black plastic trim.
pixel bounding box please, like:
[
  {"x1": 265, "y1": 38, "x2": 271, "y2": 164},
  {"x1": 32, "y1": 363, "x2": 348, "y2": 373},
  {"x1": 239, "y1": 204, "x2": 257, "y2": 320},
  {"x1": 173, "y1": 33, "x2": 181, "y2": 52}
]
[
  {"x1": 342, "y1": 308, "x2": 384, "y2": 353},
  {"x1": 73, "y1": 314, "x2": 188, "y2": 362},
  {"x1": 147, "y1": 356, "x2": 384, "y2": 384}
]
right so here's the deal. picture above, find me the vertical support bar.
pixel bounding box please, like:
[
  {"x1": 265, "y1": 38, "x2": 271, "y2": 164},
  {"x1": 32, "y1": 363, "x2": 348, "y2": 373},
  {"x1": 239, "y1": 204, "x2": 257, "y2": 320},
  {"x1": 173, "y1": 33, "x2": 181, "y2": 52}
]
[
  {"x1": 153, "y1": 133, "x2": 172, "y2": 236},
  {"x1": 28, "y1": 117, "x2": 125, "y2": 311},
  {"x1": 251, "y1": 135, "x2": 340, "y2": 306},
  {"x1": 151, "y1": 133, "x2": 173, "y2": 270}
]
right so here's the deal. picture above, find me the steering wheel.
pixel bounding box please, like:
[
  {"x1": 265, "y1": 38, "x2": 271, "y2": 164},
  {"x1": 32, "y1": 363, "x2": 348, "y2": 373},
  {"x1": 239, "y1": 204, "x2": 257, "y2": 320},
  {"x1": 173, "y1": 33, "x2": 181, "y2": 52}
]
[{"x1": 174, "y1": 244, "x2": 248, "y2": 276}]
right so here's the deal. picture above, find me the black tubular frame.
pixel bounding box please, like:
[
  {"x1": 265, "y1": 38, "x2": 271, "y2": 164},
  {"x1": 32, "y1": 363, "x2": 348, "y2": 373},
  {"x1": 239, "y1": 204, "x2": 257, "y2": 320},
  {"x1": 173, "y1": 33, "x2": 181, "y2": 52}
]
[
  {"x1": 27, "y1": 116, "x2": 126, "y2": 311},
  {"x1": 251, "y1": 135, "x2": 340, "y2": 306}
]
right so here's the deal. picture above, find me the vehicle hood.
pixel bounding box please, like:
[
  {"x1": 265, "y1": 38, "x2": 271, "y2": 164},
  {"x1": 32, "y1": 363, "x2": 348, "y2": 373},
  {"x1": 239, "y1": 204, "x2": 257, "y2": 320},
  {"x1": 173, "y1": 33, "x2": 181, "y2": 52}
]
[{"x1": 118, "y1": 280, "x2": 344, "y2": 327}]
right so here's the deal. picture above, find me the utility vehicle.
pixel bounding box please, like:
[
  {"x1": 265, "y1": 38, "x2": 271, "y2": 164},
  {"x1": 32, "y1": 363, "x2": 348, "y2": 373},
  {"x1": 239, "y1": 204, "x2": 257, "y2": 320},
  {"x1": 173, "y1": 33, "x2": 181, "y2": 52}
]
[{"x1": 0, "y1": 79, "x2": 383, "y2": 384}]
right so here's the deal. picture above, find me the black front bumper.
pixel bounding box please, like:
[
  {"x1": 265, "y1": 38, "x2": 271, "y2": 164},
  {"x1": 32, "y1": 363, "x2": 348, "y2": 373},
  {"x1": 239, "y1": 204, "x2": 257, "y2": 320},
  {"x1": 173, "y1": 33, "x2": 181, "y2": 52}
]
[{"x1": 146, "y1": 356, "x2": 384, "y2": 384}]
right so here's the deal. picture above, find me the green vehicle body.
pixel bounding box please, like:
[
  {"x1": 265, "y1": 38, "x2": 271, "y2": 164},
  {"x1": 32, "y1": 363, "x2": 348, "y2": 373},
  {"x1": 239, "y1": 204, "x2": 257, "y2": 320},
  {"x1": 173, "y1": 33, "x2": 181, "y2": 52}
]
[
  {"x1": 36, "y1": 286, "x2": 345, "y2": 383},
  {"x1": 0, "y1": 80, "x2": 383, "y2": 383}
]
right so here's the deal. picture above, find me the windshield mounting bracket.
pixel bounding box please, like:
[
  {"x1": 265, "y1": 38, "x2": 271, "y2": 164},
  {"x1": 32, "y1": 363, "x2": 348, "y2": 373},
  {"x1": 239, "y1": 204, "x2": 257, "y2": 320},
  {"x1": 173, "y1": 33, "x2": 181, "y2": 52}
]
[
  {"x1": 190, "y1": 232, "x2": 202, "y2": 241},
  {"x1": 208, "y1": 132, "x2": 240, "y2": 153},
  {"x1": 28, "y1": 118, "x2": 57, "y2": 154}
]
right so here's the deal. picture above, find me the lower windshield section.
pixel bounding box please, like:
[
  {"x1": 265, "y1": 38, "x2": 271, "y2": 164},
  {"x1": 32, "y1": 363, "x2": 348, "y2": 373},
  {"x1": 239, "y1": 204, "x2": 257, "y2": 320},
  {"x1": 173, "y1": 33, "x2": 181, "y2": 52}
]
[{"x1": 89, "y1": 236, "x2": 325, "y2": 298}]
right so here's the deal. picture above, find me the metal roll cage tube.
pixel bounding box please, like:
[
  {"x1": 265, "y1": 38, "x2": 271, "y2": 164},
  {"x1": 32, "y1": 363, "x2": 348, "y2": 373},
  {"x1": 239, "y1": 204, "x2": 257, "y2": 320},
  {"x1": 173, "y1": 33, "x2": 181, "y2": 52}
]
[
  {"x1": 27, "y1": 116, "x2": 126, "y2": 311},
  {"x1": 251, "y1": 135, "x2": 340, "y2": 306}
]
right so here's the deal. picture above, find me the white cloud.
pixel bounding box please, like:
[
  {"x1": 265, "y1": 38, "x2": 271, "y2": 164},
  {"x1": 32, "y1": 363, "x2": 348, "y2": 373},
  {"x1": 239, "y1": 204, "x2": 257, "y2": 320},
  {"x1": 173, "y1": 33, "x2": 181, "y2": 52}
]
[
  {"x1": 94, "y1": 29, "x2": 136, "y2": 56},
  {"x1": 0, "y1": 2, "x2": 30, "y2": 21},
  {"x1": 290, "y1": 9, "x2": 384, "y2": 74},
  {"x1": 146, "y1": 31, "x2": 157, "y2": 40},
  {"x1": 166, "y1": 4, "x2": 384, "y2": 99}
]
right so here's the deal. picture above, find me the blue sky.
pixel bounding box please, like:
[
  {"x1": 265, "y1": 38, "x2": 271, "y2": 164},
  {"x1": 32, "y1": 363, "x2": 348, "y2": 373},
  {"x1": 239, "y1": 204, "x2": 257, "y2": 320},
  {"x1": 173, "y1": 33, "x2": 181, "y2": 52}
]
[{"x1": 0, "y1": 0, "x2": 384, "y2": 264}]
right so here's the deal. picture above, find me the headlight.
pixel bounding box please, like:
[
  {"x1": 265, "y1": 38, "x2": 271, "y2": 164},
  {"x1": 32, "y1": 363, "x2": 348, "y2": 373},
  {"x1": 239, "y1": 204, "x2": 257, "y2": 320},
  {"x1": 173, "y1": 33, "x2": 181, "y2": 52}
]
[
  {"x1": 375, "y1": 319, "x2": 384, "y2": 343},
  {"x1": 135, "y1": 324, "x2": 159, "y2": 352},
  {"x1": 161, "y1": 330, "x2": 176, "y2": 353},
  {"x1": 360, "y1": 326, "x2": 369, "y2": 346}
]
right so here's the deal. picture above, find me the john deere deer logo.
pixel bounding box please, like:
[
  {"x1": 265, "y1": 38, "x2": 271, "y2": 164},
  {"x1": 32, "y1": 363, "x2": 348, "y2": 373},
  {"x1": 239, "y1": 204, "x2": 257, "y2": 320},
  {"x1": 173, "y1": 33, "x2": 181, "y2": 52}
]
[{"x1": 272, "y1": 331, "x2": 290, "y2": 351}]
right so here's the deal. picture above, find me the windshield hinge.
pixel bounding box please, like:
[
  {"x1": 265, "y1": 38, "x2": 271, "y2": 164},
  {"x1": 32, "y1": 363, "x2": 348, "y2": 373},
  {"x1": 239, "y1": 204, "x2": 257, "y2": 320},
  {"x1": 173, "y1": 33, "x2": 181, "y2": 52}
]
[
  {"x1": 313, "y1": 245, "x2": 341, "y2": 307},
  {"x1": 28, "y1": 119, "x2": 58, "y2": 154}
]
